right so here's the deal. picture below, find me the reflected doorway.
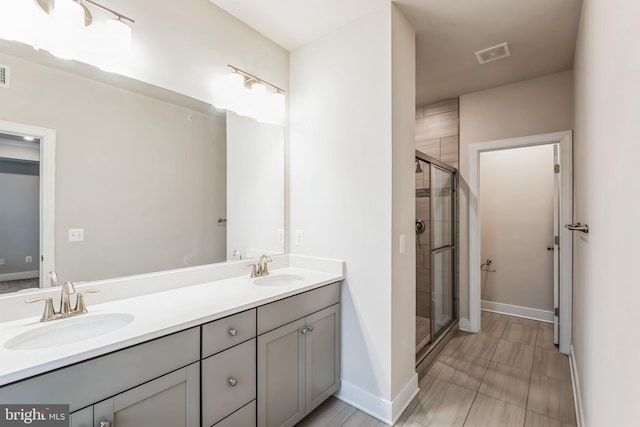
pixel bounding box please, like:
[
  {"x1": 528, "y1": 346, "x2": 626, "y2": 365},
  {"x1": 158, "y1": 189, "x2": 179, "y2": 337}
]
[{"x1": 0, "y1": 120, "x2": 55, "y2": 293}]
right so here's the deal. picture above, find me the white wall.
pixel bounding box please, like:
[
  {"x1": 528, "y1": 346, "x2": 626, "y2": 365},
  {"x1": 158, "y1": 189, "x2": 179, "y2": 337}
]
[
  {"x1": 572, "y1": 0, "x2": 640, "y2": 425},
  {"x1": 480, "y1": 145, "x2": 554, "y2": 312},
  {"x1": 289, "y1": 4, "x2": 416, "y2": 423},
  {"x1": 390, "y1": 4, "x2": 417, "y2": 403},
  {"x1": 226, "y1": 112, "x2": 285, "y2": 259},
  {"x1": 459, "y1": 71, "x2": 574, "y2": 324}
]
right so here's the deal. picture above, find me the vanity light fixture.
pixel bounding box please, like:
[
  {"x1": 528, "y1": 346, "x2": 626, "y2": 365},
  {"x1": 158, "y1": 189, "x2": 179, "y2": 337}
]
[
  {"x1": 224, "y1": 65, "x2": 286, "y2": 124},
  {"x1": 33, "y1": 0, "x2": 135, "y2": 64}
]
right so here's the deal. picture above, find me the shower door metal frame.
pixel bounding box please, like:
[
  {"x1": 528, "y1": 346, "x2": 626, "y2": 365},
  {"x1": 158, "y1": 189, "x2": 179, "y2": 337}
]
[{"x1": 415, "y1": 150, "x2": 458, "y2": 345}]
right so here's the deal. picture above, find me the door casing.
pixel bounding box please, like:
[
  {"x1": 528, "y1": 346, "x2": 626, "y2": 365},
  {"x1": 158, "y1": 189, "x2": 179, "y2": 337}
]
[{"x1": 468, "y1": 130, "x2": 573, "y2": 355}]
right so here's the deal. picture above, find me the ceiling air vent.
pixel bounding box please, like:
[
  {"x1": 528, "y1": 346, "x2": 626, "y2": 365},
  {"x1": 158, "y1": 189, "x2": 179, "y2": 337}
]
[
  {"x1": 0, "y1": 64, "x2": 9, "y2": 88},
  {"x1": 475, "y1": 42, "x2": 510, "y2": 64}
]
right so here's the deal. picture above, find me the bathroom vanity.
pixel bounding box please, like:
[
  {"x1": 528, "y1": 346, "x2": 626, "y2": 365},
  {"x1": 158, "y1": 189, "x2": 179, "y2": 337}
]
[{"x1": 0, "y1": 256, "x2": 343, "y2": 427}]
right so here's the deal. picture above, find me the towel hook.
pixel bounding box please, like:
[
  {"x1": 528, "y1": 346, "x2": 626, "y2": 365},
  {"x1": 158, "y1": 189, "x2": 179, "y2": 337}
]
[{"x1": 480, "y1": 258, "x2": 496, "y2": 273}]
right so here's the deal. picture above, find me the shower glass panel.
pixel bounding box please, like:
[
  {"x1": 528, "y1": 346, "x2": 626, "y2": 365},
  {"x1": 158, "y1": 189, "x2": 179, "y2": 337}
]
[{"x1": 430, "y1": 165, "x2": 455, "y2": 338}]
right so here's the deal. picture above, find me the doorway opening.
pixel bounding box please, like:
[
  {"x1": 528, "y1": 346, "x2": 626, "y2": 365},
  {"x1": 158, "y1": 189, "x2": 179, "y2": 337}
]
[
  {"x1": 415, "y1": 150, "x2": 457, "y2": 359},
  {"x1": 469, "y1": 131, "x2": 573, "y2": 354},
  {"x1": 0, "y1": 120, "x2": 56, "y2": 293}
]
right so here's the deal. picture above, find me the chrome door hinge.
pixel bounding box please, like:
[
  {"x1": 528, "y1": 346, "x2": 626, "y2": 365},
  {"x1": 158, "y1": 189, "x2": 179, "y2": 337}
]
[
  {"x1": 554, "y1": 307, "x2": 559, "y2": 317},
  {"x1": 554, "y1": 164, "x2": 560, "y2": 174},
  {"x1": 555, "y1": 235, "x2": 559, "y2": 245}
]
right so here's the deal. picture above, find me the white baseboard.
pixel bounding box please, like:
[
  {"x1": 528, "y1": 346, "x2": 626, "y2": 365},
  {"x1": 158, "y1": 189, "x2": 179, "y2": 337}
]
[
  {"x1": 335, "y1": 373, "x2": 419, "y2": 425},
  {"x1": 569, "y1": 345, "x2": 586, "y2": 427},
  {"x1": 481, "y1": 300, "x2": 554, "y2": 323},
  {"x1": 458, "y1": 318, "x2": 471, "y2": 332},
  {"x1": 0, "y1": 271, "x2": 39, "y2": 282}
]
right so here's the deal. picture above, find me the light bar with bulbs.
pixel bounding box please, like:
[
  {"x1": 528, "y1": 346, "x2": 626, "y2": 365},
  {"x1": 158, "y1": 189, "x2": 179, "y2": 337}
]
[{"x1": 220, "y1": 65, "x2": 286, "y2": 125}]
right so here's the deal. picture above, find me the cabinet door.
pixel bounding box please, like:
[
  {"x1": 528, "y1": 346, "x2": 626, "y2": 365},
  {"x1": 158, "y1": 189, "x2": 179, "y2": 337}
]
[
  {"x1": 94, "y1": 362, "x2": 199, "y2": 427},
  {"x1": 305, "y1": 304, "x2": 341, "y2": 413},
  {"x1": 70, "y1": 407, "x2": 92, "y2": 427},
  {"x1": 257, "y1": 318, "x2": 306, "y2": 427}
]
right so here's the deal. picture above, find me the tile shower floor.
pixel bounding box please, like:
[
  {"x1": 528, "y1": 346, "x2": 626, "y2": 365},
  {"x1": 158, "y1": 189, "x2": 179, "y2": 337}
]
[{"x1": 298, "y1": 312, "x2": 576, "y2": 427}]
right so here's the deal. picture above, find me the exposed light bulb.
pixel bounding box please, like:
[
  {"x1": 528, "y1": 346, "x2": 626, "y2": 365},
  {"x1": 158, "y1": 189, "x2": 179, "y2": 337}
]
[
  {"x1": 48, "y1": 0, "x2": 85, "y2": 60},
  {"x1": 228, "y1": 72, "x2": 244, "y2": 90}
]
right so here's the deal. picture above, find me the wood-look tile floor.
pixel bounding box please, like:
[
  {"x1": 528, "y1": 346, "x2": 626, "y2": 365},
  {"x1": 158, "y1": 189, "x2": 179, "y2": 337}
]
[{"x1": 298, "y1": 312, "x2": 576, "y2": 427}]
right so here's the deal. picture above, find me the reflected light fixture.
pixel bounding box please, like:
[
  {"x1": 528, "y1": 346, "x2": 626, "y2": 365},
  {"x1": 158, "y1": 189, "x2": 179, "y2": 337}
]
[{"x1": 224, "y1": 65, "x2": 286, "y2": 124}]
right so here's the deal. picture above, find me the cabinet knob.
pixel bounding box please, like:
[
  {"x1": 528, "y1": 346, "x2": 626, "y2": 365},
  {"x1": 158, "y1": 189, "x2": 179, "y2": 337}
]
[
  {"x1": 228, "y1": 377, "x2": 238, "y2": 386},
  {"x1": 228, "y1": 328, "x2": 238, "y2": 337},
  {"x1": 300, "y1": 328, "x2": 308, "y2": 335},
  {"x1": 99, "y1": 421, "x2": 112, "y2": 427},
  {"x1": 307, "y1": 325, "x2": 314, "y2": 332}
]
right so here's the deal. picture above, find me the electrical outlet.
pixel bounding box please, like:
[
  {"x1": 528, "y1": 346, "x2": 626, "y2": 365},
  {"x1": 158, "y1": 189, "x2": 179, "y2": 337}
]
[
  {"x1": 295, "y1": 230, "x2": 304, "y2": 245},
  {"x1": 69, "y1": 228, "x2": 85, "y2": 242},
  {"x1": 399, "y1": 234, "x2": 406, "y2": 254},
  {"x1": 277, "y1": 229, "x2": 285, "y2": 244},
  {"x1": 26, "y1": 256, "x2": 33, "y2": 263},
  {"x1": 0, "y1": 258, "x2": 4, "y2": 266}
]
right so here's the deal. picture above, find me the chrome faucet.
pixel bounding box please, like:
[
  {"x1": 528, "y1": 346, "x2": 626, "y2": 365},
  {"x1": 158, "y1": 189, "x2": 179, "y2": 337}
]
[
  {"x1": 25, "y1": 272, "x2": 100, "y2": 322},
  {"x1": 250, "y1": 255, "x2": 272, "y2": 278}
]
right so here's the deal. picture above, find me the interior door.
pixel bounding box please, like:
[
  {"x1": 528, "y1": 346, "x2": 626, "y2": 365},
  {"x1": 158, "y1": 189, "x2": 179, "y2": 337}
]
[{"x1": 553, "y1": 145, "x2": 560, "y2": 345}]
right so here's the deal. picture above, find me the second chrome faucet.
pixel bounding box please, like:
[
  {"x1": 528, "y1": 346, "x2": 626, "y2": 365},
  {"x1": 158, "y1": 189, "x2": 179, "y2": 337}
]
[{"x1": 250, "y1": 255, "x2": 272, "y2": 278}]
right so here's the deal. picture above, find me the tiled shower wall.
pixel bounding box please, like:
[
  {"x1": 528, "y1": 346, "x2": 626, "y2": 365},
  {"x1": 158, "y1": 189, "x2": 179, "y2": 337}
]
[
  {"x1": 415, "y1": 97, "x2": 459, "y2": 320},
  {"x1": 415, "y1": 98, "x2": 459, "y2": 169}
]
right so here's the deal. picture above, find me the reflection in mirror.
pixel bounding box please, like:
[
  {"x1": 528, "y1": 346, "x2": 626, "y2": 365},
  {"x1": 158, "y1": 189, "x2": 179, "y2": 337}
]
[{"x1": 0, "y1": 48, "x2": 285, "y2": 295}]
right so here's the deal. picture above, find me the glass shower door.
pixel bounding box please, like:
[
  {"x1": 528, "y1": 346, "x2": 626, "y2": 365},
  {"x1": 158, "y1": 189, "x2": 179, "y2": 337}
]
[{"x1": 431, "y1": 165, "x2": 455, "y2": 337}]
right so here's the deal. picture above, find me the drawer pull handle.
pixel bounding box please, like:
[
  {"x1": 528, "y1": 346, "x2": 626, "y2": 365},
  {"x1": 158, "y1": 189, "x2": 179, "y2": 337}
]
[
  {"x1": 99, "y1": 421, "x2": 112, "y2": 427},
  {"x1": 228, "y1": 328, "x2": 238, "y2": 337},
  {"x1": 228, "y1": 377, "x2": 238, "y2": 386}
]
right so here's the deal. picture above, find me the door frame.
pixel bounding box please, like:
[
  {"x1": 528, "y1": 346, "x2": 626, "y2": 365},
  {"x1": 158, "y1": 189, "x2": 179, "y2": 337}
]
[
  {"x1": 0, "y1": 119, "x2": 56, "y2": 288},
  {"x1": 468, "y1": 130, "x2": 573, "y2": 354}
]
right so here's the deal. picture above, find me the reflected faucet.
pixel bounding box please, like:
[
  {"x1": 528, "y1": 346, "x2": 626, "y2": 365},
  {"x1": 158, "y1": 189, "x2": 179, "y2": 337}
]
[{"x1": 60, "y1": 281, "x2": 77, "y2": 316}]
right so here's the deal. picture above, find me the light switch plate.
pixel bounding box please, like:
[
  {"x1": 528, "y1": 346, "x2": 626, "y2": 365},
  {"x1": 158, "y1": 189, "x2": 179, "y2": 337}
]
[
  {"x1": 295, "y1": 230, "x2": 304, "y2": 245},
  {"x1": 399, "y1": 234, "x2": 406, "y2": 254}
]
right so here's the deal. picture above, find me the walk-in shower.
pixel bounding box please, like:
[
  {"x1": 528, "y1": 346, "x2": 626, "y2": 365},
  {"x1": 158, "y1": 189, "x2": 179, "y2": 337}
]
[{"x1": 415, "y1": 150, "x2": 457, "y2": 359}]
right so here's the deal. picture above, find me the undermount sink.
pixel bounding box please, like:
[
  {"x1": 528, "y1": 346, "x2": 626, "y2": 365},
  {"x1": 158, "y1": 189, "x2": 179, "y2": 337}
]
[
  {"x1": 4, "y1": 313, "x2": 134, "y2": 351},
  {"x1": 253, "y1": 274, "x2": 305, "y2": 287}
]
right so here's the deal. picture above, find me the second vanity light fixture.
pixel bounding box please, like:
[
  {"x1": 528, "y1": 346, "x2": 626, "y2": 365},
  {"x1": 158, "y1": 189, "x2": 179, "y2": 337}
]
[{"x1": 222, "y1": 65, "x2": 286, "y2": 125}]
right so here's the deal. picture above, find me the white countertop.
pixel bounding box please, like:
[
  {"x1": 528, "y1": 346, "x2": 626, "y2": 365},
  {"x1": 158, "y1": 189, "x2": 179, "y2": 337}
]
[{"x1": 0, "y1": 264, "x2": 343, "y2": 386}]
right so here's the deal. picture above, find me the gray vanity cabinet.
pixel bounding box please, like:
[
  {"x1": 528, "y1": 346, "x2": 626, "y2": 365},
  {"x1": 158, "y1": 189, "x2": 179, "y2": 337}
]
[
  {"x1": 91, "y1": 362, "x2": 200, "y2": 427},
  {"x1": 257, "y1": 283, "x2": 341, "y2": 427}
]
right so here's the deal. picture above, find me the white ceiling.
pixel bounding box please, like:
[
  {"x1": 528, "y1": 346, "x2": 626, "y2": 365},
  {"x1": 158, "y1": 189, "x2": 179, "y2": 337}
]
[{"x1": 209, "y1": 0, "x2": 583, "y2": 106}]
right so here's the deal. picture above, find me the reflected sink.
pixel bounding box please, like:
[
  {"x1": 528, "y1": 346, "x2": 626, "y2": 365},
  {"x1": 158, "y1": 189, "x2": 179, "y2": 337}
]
[
  {"x1": 4, "y1": 313, "x2": 134, "y2": 351},
  {"x1": 253, "y1": 274, "x2": 305, "y2": 287}
]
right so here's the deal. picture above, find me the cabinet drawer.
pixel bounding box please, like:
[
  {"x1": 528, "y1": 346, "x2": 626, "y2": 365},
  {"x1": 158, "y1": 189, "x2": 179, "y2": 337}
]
[
  {"x1": 258, "y1": 282, "x2": 340, "y2": 334},
  {"x1": 215, "y1": 400, "x2": 256, "y2": 427},
  {"x1": 202, "y1": 339, "x2": 256, "y2": 426},
  {"x1": 202, "y1": 309, "x2": 256, "y2": 357},
  {"x1": 0, "y1": 327, "x2": 199, "y2": 412}
]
